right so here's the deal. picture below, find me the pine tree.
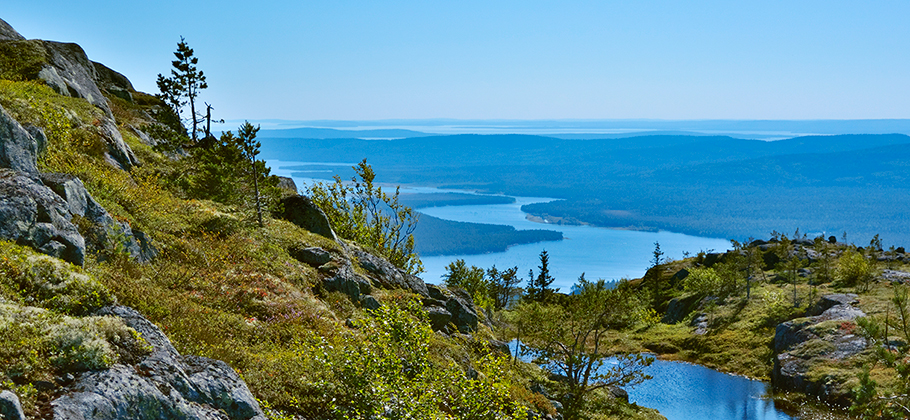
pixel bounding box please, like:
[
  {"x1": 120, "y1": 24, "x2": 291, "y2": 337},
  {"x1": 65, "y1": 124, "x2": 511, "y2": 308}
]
[
  {"x1": 526, "y1": 250, "x2": 556, "y2": 302},
  {"x1": 157, "y1": 36, "x2": 208, "y2": 143},
  {"x1": 236, "y1": 121, "x2": 264, "y2": 227}
]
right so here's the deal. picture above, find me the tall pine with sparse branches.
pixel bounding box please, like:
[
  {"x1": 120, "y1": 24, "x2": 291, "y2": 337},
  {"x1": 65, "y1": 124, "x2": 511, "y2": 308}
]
[{"x1": 156, "y1": 36, "x2": 207, "y2": 144}]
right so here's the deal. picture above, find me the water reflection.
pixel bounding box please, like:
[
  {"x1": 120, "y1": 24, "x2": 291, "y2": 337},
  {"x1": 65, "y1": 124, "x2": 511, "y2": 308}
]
[
  {"x1": 509, "y1": 341, "x2": 794, "y2": 420},
  {"x1": 630, "y1": 359, "x2": 793, "y2": 420}
]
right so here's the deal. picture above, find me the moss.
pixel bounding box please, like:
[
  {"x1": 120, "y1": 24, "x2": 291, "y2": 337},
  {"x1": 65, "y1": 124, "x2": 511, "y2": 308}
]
[
  {"x1": 0, "y1": 302, "x2": 148, "y2": 383},
  {"x1": 0, "y1": 241, "x2": 113, "y2": 315},
  {"x1": 791, "y1": 339, "x2": 837, "y2": 359},
  {"x1": 0, "y1": 40, "x2": 48, "y2": 81}
]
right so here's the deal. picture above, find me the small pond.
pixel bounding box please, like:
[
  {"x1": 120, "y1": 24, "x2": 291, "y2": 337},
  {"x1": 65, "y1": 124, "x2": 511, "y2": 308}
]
[{"x1": 509, "y1": 341, "x2": 794, "y2": 420}]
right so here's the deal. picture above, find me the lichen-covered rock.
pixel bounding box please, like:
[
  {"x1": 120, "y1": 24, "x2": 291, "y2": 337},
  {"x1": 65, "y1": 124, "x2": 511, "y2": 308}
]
[
  {"x1": 352, "y1": 248, "x2": 429, "y2": 297},
  {"x1": 276, "y1": 176, "x2": 297, "y2": 194},
  {"x1": 0, "y1": 390, "x2": 25, "y2": 420},
  {"x1": 181, "y1": 356, "x2": 264, "y2": 420},
  {"x1": 0, "y1": 105, "x2": 39, "y2": 175},
  {"x1": 277, "y1": 195, "x2": 337, "y2": 241},
  {"x1": 772, "y1": 295, "x2": 868, "y2": 405},
  {"x1": 807, "y1": 293, "x2": 858, "y2": 316},
  {"x1": 52, "y1": 306, "x2": 266, "y2": 420},
  {"x1": 40, "y1": 172, "x2": 155, "y2": 262},
  {"x1": 0, "y1": 169, "x2": 85, "y2": 265}
]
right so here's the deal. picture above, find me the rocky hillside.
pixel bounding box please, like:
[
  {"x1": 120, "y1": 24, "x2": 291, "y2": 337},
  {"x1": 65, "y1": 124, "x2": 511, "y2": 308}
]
[
  {"x1": 0, "y1": 18, "x2": 666, "y2": 420},
  {"x1": 622, "y1": 236, "x2": 910, "y2": 418}
]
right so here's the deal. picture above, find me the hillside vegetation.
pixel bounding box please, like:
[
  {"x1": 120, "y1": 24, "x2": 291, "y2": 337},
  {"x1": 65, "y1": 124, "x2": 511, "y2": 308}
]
[{"x1": 0, "y1": 19, "x2": 662, "y2": 420}]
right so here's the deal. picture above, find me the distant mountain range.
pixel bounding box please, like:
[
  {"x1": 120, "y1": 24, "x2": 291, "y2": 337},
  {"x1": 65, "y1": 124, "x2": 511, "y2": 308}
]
[{"x1": 256, "y1": 119, "x2": 910, "y2": 140}]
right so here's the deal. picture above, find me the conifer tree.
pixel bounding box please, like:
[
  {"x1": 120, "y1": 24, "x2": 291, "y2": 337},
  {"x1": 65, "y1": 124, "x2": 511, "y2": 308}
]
[
  {"x1": 236, "y1": 121, "x2": 264, "y2": 227},
  {"x1": 526, "y1": 250, "x2": 556, "y2": 302},
  {"x1": 157, "y1": 36, "x2": 208, "y2": 143}
]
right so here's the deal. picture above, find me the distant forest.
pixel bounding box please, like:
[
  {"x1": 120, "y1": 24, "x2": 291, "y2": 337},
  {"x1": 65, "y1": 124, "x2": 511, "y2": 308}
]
[
  {"x1": 412, "y1": 213, "x2": 562, "y2": 256},
  {"x1": 396, "y1": 192, "x2": 515, "y2": 209},
  {"x1": 261, "y1": 133, "x2": 910, "y2": 246}
]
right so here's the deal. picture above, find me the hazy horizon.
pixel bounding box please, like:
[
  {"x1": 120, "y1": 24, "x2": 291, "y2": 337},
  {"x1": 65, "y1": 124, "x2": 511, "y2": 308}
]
[{"x1": 5, "y1": 2, "x2": 909, "y2": 121}]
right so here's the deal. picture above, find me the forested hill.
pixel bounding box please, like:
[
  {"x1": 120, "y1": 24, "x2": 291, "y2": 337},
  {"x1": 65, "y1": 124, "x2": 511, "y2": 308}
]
[{"x1": 260, "y1": 133, "x2": 910, "y2": 245}]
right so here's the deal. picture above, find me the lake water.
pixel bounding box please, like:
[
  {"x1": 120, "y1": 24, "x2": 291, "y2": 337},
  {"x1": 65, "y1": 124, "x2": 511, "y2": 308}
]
[{"x1": 268, "y1": 160, "x2": 732, "y2": 291}]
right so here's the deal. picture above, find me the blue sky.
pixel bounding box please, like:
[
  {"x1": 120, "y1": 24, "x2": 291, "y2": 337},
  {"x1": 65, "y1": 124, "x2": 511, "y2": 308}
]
[{"x1": 4, "y1": 1, "x2": 910, "y2": 121}]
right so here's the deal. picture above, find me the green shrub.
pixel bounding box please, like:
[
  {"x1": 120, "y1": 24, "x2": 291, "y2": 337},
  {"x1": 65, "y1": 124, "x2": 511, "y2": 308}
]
[
  {"x1": 310, "y1": 159, "x2": 422, "y2": 274},
  {"x1": 835, "y1": 250, "x2": 876, "y2": 291}
]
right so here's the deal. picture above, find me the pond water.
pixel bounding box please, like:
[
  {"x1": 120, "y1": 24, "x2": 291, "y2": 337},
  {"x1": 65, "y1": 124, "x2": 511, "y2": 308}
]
[
  {"x1": 629, "y1": 358, "x2": 793, "y2": 420},
  {"x1": 508, "y1": 340, "x2": 794, "y2": 420}
]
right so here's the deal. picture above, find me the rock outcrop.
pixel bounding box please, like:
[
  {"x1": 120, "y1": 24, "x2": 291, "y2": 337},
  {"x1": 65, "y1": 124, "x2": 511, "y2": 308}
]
[
  {"x1": 0, "y1": 105, "x2": 40, "y2": 175},
  {"x1": 278, "y1": 194, "x2": 338, "y2": 241},
  {"x1": 276, "y1": 176, "x2": 297, "y2": 194},
  {"x1": 51, "y1": 306, "x2": 266, "y2": 420},
  {"x1": 40, "y1": 172, "x2": 156, "y2": 262},
  {"x1": 0, "y1": 22, "x2": 138, "y2": 170},
  {"x1": 281, "y1": 218, "x2": 481, "y2": 333},
  {"x1": 352, "y1": 248, "x2": 429, "y2": 297},
  {"x1": 0, "y1": 18, "x2": 24, "y2": 41},
  {"x1": 772, "y1": 294, "x2": 867, "y2": 405},
  {"x1": 425, "y1": 284, "x2": 479, "y2": 334},
  {"x1": 0, "y1": 168, "x2": 85, "y2": 265},
  {"x1": 92, "y1": 61, "x2": 135, "y2": 102}
]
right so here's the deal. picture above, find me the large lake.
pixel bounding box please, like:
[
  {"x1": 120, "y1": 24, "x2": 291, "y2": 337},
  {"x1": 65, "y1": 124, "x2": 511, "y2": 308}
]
[{"x1": 268, "y1": 160, "x2": 732, "y2": 291}]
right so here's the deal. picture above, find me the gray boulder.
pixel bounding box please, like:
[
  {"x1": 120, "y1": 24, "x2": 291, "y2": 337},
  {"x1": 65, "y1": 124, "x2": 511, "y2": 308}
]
[
  {"x1": 181, "y1": 356, "x2": 264, "y2": 420},
  {"x1": 661, "y1": 293, "x2": 700, "y2": 324},
  {"x1": 352, "y1": 248, "x2": 429, "y2": 297},
  {"x1": 288, "y1": 246, "x2": 331, "y2": 267},
  {"x1": 882, "y1": 269, "x2": 910, "y2": 284},
  {"x1": 0, "y1": 105, "x2": 39, "y2": 175},
  {"x1": 97, "y1": 118, "x2": 138, "y2": 170},
  {"x1": 0, "y1": 169, "x2": 85, "y2": 265},
  {"x1": 40, "y1": 172, "x2": 155, "y2": 262},
  {"x1": 0, "y1": 18, "x2": 25, "y2": 41},
  {"x1": 0, "y1": 390, "x2": 25, "y2": 420},
  {"x1": 426, "y1": 305, "x2": 453, "y2": 331},
  {"x1": 320, "y1": 261, "x2": 372, "y2": 302},
  {"x1": 426, "y1": 285, "x2": 478, "y2": 334},
  {"x1": 360, "y1": 295, "x2": 381, "y2": 311},
  {"x1": 807, "y1": 294, "x2": 858, "y2": 317},
  {"x1": 278, "y1": 195, "x2": 337, "y2": 241},
  {"x1": 53, "y1": 306, "x2": 267, "y2": 420}
]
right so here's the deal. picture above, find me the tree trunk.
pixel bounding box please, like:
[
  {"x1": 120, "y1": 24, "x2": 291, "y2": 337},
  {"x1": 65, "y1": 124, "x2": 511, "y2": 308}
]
[{"x1": 252, "y1": 159, "x2": 263, "y2": 228}]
